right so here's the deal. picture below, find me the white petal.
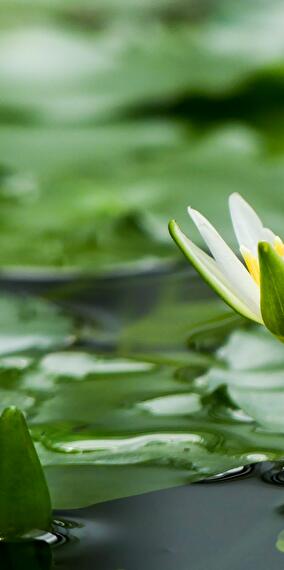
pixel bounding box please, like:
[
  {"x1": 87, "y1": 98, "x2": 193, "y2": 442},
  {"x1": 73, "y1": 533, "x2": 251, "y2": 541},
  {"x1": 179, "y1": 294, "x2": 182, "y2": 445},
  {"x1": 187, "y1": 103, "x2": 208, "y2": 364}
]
[
  {"x1": 229, "y1": 193, "x2": 275, "y2": 254},
  {"x1": 187, "y1": 207, "x2": 261, "y2": 319},
  {"x1": 169, "y1": 220, "x2": 262, "y2": 323}
]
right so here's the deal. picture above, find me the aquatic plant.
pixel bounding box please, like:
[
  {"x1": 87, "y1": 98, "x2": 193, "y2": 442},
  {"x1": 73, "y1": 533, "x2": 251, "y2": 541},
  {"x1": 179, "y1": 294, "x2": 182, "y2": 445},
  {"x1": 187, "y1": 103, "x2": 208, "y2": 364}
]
[
  {"x1": 0, "y1": 407, "x2": 51, "y2": 539},
  {"x1": 169, "y1": 193, "x2": 284, "y2": 339}
]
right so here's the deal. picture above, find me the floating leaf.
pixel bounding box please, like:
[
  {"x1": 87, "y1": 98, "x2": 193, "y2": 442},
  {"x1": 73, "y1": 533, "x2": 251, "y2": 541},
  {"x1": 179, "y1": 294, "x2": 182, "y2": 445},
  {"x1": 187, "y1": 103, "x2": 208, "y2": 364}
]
[
  {"x1": 0, "y1": 126, "x2": 284, "y2": 272},
  {"x1": 0, "y1": 294, "x2": 74, "y2": 354},
  {"x1": 27, "y1": 341, "x2": 284, "y2": 507},
  {"x1": 119, "y1": 297, "x2": 240, "y2": 353},
  {"x1": 204, "y1": 328, "x2": 284, "y2": 432},
  {"x1": 1, "y1": 0, "x2": 284, "y2": 273},
  {"x1": 0, "y1": 293, "x2": 283, "y2": 509},
  {"x1": 2, "y1": 1, "x2": 284, "y2": 121}
]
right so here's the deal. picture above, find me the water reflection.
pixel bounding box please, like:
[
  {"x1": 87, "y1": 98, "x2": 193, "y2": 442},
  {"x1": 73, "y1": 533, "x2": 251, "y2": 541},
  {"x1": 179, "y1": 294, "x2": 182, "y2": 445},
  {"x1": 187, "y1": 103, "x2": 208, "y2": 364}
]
[
  {"x1": 255, "y1": 462, "x2": 284, "y2": 486},
  {"x1": 276, "y1": 530, "x2": 284, "y2": 553},
  {"x1": 199, "y1": 464, "x2": 254, "y2": 483},
  {"x1": 0, "y1": 540, "x2": 53, "y2": 570}
]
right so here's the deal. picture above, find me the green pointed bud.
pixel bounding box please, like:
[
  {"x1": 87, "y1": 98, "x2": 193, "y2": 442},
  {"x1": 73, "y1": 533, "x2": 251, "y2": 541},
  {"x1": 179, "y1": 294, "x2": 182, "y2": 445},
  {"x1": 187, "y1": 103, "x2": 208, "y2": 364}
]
[
  {"x1": 0, "y1": 407, "x2": 52, "y2": 539},
  {"x1": 259, "y1": 241, "x2": 284, "y2": 339}
]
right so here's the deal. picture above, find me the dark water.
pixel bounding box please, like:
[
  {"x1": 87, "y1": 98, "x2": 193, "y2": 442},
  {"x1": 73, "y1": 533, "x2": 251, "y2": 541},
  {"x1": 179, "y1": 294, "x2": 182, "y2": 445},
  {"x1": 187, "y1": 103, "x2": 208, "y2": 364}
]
[
  {"x1": 3, "y1": 463, "x2": 284, "y2": 570},
  {"x1": 53, "y1": 463, "x2": 284, "y2": 569},
  {"x1": 0, "y1": 263, "x2": 209, "y2": 326}
]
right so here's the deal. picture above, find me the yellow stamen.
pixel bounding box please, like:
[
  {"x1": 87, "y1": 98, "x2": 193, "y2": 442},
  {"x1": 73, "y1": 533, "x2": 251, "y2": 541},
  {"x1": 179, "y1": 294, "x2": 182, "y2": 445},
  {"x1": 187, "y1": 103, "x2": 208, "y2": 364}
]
[
  {"x1": 274, "y1": 236, "x2": 284, "y2": 257},
  {"x1": 241, "y1": 236, "x2": 284, "y2": 286},
  {"x1": 240, "y1": 246, "x2": 260, "y2": 285}
]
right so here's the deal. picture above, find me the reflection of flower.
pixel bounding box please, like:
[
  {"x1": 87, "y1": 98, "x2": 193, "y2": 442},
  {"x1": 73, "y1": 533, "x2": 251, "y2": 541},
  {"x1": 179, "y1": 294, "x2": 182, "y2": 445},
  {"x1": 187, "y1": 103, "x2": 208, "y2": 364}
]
[
  {"x1": 276, "y1": 529, "x2": 284, "y2": 553},
  {"x1": 169, "y1": 193, "x2": 284, "y2": 338}
]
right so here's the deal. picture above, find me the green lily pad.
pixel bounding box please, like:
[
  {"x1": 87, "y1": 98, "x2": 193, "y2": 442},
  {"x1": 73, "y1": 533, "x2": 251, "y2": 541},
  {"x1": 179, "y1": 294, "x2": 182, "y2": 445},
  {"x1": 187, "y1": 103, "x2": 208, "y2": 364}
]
[
  {"x1": 0, "y1": 293, "x2": 284, "y2": 510},
  {"x1": 1, "y1": 1, "x2": 284, "y2": 121},
  {"x1": 0, "y1": 125, "x2": 284, "y2": 272},
  {"x1": 119, "y1": 295, "x2": 244, "y2": 353},
  {"x1": 204, "y1": 328, "x2": 284, "y2": 432},
  {"x1": 0, "y1": 294, "x2": 74, "y2": 354},
  {"x1": 1, "y1": 0, "x2": 284, "y2": 273},
  {"x1": 21, "y1": 338, "x2": 284, "y2": 507}
]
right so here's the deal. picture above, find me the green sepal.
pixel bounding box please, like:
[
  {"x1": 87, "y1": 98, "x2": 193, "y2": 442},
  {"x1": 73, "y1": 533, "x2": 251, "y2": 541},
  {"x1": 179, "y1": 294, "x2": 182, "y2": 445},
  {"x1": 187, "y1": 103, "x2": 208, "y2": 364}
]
[
  {"x1": 0, "y1": 407, "x2": 52, "y2": 539},
  {"x1": 169, "y1": 219, "x2": 261, "y2": 323},
  {"x1": 259, "y1": 241, "x2": 284, "y2": 339}
]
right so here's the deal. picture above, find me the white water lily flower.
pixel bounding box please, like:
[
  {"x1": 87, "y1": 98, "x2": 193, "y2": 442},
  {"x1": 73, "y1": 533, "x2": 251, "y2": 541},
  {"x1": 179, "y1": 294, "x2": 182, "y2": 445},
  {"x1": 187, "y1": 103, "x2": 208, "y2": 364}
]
[{"x1": 169, "y1": 193, "x2": 284, "y2": 338}]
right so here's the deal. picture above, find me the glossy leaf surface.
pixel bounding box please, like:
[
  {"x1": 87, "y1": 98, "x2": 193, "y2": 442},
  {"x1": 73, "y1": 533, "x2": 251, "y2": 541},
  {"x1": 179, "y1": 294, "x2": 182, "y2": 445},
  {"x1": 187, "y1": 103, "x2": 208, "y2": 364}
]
[{"x1": 259, "y1": 242, "x2": 284, "y2": 338}]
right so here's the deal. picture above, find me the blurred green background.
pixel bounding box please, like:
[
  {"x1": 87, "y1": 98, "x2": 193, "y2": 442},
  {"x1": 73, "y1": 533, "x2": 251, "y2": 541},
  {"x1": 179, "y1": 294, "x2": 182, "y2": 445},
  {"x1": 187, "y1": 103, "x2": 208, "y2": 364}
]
[{"x1": 0, "y1": 0, "x2": 284, "y2": 273}]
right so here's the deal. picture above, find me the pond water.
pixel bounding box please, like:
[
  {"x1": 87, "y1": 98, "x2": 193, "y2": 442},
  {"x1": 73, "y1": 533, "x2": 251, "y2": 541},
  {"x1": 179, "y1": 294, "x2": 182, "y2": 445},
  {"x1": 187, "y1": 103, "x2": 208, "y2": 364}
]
[
  {"x1": 0, "y1": 267, "x2": 284, "y2": 568},
  {"x1": 53, "y1": 462, "x2": 284, "y2": 570},
  {"x1": 3, "y1": 463, "x2": 284, "y2": 569}
]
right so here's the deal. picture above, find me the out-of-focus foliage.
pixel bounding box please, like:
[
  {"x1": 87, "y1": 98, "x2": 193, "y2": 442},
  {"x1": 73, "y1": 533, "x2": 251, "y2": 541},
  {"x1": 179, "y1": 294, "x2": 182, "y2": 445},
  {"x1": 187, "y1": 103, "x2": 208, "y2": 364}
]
[{"x1": 1, "y1": 0, "x2": 284, "y2": 271}]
